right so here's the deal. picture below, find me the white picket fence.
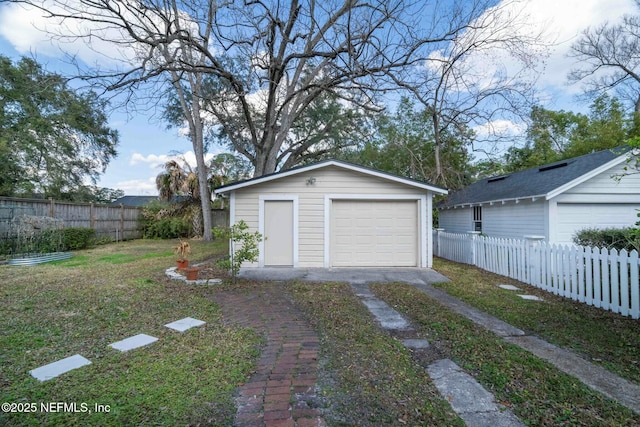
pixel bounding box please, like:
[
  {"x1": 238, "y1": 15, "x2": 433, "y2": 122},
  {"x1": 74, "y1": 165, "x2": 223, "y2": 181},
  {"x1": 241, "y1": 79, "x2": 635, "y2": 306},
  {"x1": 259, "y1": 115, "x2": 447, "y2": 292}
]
[{"x1": 433, "y1": 230, "x2": 640, "y2": 319}]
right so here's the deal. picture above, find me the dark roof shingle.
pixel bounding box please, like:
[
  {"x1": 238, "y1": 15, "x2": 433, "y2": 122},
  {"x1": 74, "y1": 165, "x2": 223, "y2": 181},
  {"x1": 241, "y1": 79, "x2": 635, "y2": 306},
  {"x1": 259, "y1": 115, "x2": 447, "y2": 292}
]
[{"x1": 439, "y1": 147, "x2": 630, "y2": 208}]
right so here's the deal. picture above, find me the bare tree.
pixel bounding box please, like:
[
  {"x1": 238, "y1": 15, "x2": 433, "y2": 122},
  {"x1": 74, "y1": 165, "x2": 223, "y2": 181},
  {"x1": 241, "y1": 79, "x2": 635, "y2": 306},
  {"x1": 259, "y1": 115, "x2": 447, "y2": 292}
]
[
  {"x1": 569, "y1": 1, "x2": 640, "y2": 115},
  {"x1": 6, "y1": 1, "x2": 497, "y2": 170},
  {"x1": 388, "y1": 0, "x2": 548, "y2": 188}
]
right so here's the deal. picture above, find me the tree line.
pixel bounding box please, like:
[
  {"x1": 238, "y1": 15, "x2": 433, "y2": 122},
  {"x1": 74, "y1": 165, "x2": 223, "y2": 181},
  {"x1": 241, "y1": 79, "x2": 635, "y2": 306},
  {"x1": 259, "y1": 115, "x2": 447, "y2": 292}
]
[{"x1": 2, "y1": 0, "x2": 639, "y2": 239}]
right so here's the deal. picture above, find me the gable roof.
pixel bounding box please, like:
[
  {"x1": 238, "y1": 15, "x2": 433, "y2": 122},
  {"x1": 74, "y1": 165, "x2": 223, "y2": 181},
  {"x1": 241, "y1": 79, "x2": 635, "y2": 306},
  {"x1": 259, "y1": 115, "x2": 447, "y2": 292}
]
[
  {"x1": 214, "y1": 159, "x2": 448, "y2": 194},
  {"x1": 439, "y1": 147, "x2": 633, "y2": 208},
  {"x1": 110, "y1": 195, "x2": 189, "y2": 207}
]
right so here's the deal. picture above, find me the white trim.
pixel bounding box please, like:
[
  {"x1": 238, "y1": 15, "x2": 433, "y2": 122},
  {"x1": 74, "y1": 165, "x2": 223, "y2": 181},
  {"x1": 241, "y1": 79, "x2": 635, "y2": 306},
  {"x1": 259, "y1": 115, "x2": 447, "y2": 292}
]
[
  {"x1": 215, "y1": 160, "x2": 448, "y2": 195},
  {"x1": 323, "y1": 194, "x2": 429, "y2": 268},
  {"x1": 425, "y1": 194, "x2": 431, "y2": 268},
  {"x1": 442, "y1": 194, "x2": 546, "y2": 210},
  {"x1": 228, "y1": 191, "x2": 235, "y2": 260},
  {"x1": 229, "y1": 191, "x2": 236, "y2": 225},
  {"x1": 258, "y1": 195, "x2": 299, "y2": 267},
  {"x1": 545, "y1": 154, "x2": 629, "y2": 200}
]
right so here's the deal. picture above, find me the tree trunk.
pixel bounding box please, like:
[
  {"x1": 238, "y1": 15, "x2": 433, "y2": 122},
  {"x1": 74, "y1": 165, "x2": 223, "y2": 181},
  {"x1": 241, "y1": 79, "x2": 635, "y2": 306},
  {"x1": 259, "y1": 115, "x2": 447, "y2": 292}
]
[
  {"x1": 252, "y1": 129, "x2": 281, "y2": 177},
  {"x1": 191, "y1": 82, "x2": 213, "y2": 241}
]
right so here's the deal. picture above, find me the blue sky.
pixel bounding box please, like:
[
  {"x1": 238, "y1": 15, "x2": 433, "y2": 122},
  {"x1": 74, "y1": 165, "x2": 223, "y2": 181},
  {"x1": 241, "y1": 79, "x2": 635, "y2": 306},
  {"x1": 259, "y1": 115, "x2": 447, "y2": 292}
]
[{"x1": 0, "y1": 0, "x2": 636, "y2": 195}]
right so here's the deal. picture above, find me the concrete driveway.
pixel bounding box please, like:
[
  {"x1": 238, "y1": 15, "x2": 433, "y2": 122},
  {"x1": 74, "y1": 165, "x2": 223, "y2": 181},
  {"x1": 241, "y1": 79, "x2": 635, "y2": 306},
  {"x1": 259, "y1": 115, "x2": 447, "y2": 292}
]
[{"x1": 238, "y1": 267, "x2": 450, "y2": 285}]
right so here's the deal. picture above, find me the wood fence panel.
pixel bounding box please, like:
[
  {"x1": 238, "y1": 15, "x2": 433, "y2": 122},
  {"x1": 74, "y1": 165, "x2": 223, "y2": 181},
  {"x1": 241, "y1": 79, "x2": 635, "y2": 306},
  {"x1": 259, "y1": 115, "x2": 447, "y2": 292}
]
[{"x1": 0, "y1": 196, "x2": 142, "y2": 241}]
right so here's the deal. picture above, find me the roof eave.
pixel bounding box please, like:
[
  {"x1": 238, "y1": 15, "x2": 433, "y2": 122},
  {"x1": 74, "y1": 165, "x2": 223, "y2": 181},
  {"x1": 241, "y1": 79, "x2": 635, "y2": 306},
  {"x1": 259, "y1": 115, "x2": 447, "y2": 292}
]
[
  {"x1": 214, "y1": 160, "x2": 448, "y2": 195},
  {"x1": 439, "y1": 194, "x2": 547, "y2": 209},
  {"x1": 544, "y1": 154, "x2": 630, "y2": 200}
]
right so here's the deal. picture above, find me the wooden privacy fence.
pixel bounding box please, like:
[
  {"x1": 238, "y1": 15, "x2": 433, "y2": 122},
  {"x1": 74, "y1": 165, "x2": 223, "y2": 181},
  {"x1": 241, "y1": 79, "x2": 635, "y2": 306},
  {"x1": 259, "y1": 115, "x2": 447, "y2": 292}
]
[
  {"x1": 0, "y1": 197, "x2": 142, "y2": 241},
  {"x1": 433, "y1": 230, "x2": 640, "y2": 319}
]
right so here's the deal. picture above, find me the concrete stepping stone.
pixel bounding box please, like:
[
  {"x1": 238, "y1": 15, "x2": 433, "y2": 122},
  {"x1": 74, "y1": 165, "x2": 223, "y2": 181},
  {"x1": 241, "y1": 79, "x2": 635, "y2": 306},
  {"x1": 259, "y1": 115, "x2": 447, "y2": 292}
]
[
  {"x1": 109, "y1": 333, "x2": 158, "y2": 352},
  {"x1": 427, "y1": 358, "x2": 525, "y2": 426},
  {"x1": 360, "y1": 297, "x2": 412, "y2": 331},
  {"x1": 403, "y1": 338, "x2": 430, "y2": 349},
  {"x1": 498, "y1": 284, "x2": 520, "y2": 291},
  {"x1": 164, "y1": 317, "x2": 206, "y2": 332},
  {"x1": 30, "y1": 354, "x2": 91, "y2": 381},
  {"x1": 518, "y1": 294, "x2": 543, "y2": 301}
]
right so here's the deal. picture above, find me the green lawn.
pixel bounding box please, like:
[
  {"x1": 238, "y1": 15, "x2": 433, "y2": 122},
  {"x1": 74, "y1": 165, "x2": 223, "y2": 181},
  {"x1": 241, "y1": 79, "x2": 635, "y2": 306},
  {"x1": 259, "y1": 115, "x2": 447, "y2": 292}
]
[
  {"x1": 2, "y1": 242, "x2": 637, "y2": 426},
  {"x1": 0, "y1": 239, "x2": 260, "y2": 426},
  {"x1": 431, "y1": 257, "x2": 640, "y2": 383}
]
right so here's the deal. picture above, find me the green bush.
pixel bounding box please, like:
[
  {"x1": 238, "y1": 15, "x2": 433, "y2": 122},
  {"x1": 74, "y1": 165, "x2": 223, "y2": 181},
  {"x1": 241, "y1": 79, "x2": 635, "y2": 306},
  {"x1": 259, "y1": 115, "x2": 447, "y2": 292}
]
[
  {"x1": 144, "y1": 217, "x2": 191, "y2": 239},
  {"x1": 62, "y1": 227, "x2": 96, "y2": 250},
  {"x1": 573, "y1": 227, "x2": 639, "y2": 252},
  {"x1": 213, "y1": 220, "x2": 262, "y2": 276},
  {"x1": 139, "y1": 201, "x2": 193, "y2": 239}
]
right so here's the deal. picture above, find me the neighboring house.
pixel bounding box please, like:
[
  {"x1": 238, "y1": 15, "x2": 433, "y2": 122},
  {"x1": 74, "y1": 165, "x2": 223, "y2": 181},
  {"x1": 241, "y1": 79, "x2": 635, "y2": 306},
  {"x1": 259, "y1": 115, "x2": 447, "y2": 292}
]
[
  {"x1": 110, "y1": 195, "x2": 189, "y2": 207},
  {"x1": 438, "y1": 147, "x2": 640, "y2": 244},
  {"x1": 214, "y1": 159, "x2": 447, "y2": 268},
  {"x1": 110, "y1": 196, "x2": 159, "y2": 207}
]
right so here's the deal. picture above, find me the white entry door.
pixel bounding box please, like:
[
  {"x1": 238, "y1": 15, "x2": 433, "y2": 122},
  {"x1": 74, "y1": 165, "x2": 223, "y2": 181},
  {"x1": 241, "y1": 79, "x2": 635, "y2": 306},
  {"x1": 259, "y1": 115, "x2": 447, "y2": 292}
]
[{"x1": 264, "y1": 200, "x2": 294, "y2": 266}]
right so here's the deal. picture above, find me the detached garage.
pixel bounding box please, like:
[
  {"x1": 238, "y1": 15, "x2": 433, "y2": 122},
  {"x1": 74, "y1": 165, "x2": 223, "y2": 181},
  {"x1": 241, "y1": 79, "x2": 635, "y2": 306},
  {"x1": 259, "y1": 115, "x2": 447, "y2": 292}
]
[{"x1": 214, "y1": 160, "x2": 447, "y2": 268}]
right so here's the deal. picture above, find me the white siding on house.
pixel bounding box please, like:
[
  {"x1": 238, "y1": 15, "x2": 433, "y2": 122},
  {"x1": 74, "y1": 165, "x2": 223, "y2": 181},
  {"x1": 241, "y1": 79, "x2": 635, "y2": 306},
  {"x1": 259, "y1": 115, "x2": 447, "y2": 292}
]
[
  {"x1": 232, "y1": 166, "x2": 430, "y2": 268},
  {"x1": 482, "y1": 200, "x2": 545, "y2": 238},
  {"x1": 439, "y1": 200, "x2": 545, "y2": 239},
  {"x1": 561, "y1": 161, "x2": 640, "y2": 200},
  {"x1": 551, "y1": 161, "x2": 640, "y2": 244},
  {"x1": 438, "y1": 208, "x2": 471, "y2": 233},
  {"x1": 555, "y1": 203, "x2": 640, "y2": 244}
]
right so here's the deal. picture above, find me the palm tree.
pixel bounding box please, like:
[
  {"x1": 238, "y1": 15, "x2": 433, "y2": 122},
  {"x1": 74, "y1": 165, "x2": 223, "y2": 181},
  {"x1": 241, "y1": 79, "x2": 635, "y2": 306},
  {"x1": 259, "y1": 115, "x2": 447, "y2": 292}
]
[{"x1": 155, "y1": 159, "x2": 205, "y2": 237}]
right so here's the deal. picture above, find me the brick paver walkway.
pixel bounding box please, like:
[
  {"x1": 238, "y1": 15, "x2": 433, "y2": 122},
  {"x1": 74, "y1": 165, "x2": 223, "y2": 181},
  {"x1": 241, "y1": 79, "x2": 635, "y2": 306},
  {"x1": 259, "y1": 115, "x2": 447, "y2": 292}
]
[{"x1": 212, "y1": 284, "x2": 325, "y2": 427}]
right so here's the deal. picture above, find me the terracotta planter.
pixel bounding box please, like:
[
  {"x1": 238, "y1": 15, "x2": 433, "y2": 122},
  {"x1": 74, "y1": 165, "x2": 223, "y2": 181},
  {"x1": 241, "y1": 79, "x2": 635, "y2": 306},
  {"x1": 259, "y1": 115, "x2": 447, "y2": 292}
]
[
  {"x1": 185, "y1": 267, "x2": 199, "y2": 281},
  {"x1": 176, "y1": 259, "x2": 189, "y2": 270}
]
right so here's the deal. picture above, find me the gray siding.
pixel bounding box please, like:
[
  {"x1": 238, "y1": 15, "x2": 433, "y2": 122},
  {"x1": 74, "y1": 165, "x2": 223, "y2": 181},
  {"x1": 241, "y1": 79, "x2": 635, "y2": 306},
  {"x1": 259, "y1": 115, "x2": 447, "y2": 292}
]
[
  {"x1": 438, "y1": 208, "x2": 471, "y2": 233},
  {"x1": 482, "y1": 200, "x2": 545, "y2": 238}
]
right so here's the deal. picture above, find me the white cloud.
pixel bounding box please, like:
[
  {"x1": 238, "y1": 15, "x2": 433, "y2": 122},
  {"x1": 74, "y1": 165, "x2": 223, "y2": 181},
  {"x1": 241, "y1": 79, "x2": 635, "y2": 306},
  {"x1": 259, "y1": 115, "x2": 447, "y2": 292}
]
[
  {"x1": 129, "y1": 153, "x2": 173, "y2": 168},
  {"x1": 0, "y1": 2, "x2": 137, "y2": 66},
  {"x1": 113, "y1": 177, "x2": 158, "y2": 195},
  {"x1": 473, "y1": 119, "x2": 525, "y2": 137},
  {"x1": 526, "y1": 0, "x2": 635, "y2": 92},
  {"x1": 129, "y1": 151, "x2": 216, "y2": 169},
  {"x1": 431, "y1": 0, "x2": 637, "y2": 107}
]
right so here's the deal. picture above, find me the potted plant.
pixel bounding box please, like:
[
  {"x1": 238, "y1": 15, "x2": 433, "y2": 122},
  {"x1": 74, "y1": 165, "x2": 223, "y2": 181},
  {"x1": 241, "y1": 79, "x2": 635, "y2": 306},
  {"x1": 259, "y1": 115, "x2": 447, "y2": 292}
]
[
  {"x1": 173, "y1": 239, "x2": 191, "y2": 270},
  {"x1": 184, "y1": 266, "x2": 200, "y2": 281}
]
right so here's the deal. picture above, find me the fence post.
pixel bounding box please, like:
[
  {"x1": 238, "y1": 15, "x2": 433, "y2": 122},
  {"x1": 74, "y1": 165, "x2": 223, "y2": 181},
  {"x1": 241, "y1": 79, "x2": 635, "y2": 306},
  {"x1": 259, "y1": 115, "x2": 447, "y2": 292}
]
[
  {"x1": 119, "y1": 204, "x2": 124, "y2": 241},
  {"x1": 435, "y1": 228, "x2": 444, "y2": 257},
  {"x1": 467, "y1": 231, "x2": 481, "y2": 265},
  {"x1": 525, "y1": 235, "x2": 545, "y2": 285}
]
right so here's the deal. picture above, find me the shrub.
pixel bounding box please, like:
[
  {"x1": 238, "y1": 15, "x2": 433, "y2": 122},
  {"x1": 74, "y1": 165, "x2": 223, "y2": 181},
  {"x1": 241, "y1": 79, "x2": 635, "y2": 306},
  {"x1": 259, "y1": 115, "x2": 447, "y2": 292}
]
[
  {"x1": 213, "y1": 220, "x2": 262, "y2": 276},
  {"x1": 62, "y1": 227, "x2": 97, "y2": 250},
  {"x1": 573, "y1": 227, "x2": 639, "y2": 252},
  {"x1": 140, "y1": 201, "x2": 193, "y2": 239},
  {"x1": 143, "y1": 217, "x2": 191, "y2": 239}
]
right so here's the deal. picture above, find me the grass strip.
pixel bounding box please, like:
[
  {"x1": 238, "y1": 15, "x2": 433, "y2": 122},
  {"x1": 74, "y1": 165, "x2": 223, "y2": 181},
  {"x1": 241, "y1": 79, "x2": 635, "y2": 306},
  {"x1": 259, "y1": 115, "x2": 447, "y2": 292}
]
[
  {"x1": 433, "y1": 257, "x2": 640, "y2": 383},
  {"x1": 372, "y1": 282, "x2": 640, "y2": 426},
  {"x1": 287, "y1": 281, "x2": 463, "y2": 426},
  {"x1": 0, "y1": 239, "x2": 260, "y2": 426}
]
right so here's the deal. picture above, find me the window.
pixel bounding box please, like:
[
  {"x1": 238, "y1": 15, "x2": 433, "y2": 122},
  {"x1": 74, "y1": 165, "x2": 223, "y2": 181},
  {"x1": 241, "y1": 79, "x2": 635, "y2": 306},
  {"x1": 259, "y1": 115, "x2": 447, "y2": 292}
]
[{"x1": 473, "y1": 206, "x2": 482, "y2": 232}]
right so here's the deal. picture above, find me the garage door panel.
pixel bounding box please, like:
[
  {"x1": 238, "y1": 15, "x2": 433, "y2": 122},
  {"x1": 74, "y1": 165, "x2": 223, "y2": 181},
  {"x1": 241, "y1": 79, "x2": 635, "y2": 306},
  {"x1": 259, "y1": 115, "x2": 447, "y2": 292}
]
[{"x1": 331, "y1": 200, "x2": 418, "y2": 267}]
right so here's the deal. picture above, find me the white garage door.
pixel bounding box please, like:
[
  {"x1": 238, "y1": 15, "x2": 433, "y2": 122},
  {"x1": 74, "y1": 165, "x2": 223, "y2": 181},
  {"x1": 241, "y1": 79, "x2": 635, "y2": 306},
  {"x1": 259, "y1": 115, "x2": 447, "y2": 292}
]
[
  {"x1": 557, "y1": 203, "x2": 639, "y2": 244},
  {"x1": 330, "y1": 200, "x2": 418, "y2": 267}
]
